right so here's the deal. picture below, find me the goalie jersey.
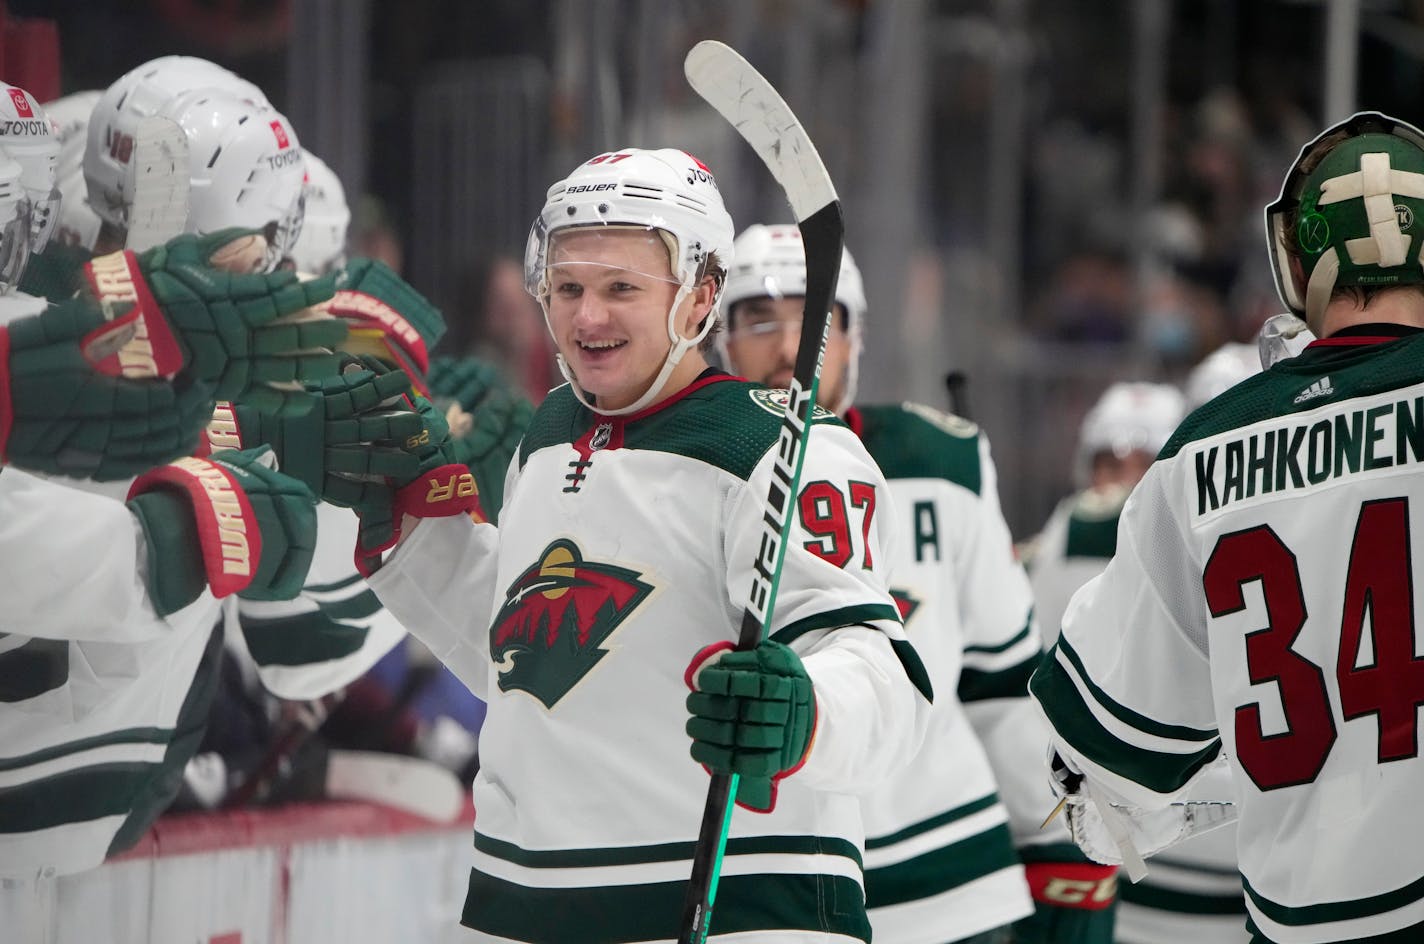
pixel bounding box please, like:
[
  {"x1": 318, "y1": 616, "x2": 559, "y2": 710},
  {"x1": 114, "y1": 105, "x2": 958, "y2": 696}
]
[
  {"x1": 369, "y1": 373, "x2": 933, "y2": 944},
  {"x1": 1027, "y1": 485, "x2": 1246, "y2": 944},
  {"x1": 1031, "y1": 329, "x2": 1424, "y2": 944}
]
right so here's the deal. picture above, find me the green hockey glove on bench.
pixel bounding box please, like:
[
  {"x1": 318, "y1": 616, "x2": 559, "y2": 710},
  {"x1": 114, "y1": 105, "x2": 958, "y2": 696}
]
[
  {"x1": 78, "y1": 229, "x2": 345, "y2": 415},
  {"x1": 0, "y1": 295, "x2": 216, "y2": 479},
  {"x1": 126, "y1": 447, "x2": 318, "y2": 615}
]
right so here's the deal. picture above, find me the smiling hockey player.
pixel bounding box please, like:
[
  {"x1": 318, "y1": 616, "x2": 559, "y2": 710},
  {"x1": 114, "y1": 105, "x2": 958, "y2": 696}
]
[{"x1": 343, "y1": 148, "x2": 933, "y2": 943}]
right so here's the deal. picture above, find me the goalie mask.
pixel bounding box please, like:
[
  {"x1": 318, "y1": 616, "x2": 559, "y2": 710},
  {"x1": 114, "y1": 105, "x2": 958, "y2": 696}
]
[
  {"x1": 44, "y1": 89, "x2": 103, "y2": 250},
  {"x1": 84, "y1": 55, "x2": 269, "y2": 232},
  {"x1": 1266, "y1": 111, "x2": 1424, "y2": 335},
  {"x1": 159, "y1": 88, "x2": 307, "y2": 273},
  {"x1": 720, "y1": 223, "x2": 866, "y2": 413},
  {"x1": 0, "y1": 84, "x2": 59, "y2": 258},
  {"x1": 525, "y1": 147, "x2": 735, "y2": 416},
  {"x1": 1075, "y1": 382, "x2": 1185, "y2": 487},
  {"x1": 289, "y1": 150, "x2": 349, "y2": 275}
]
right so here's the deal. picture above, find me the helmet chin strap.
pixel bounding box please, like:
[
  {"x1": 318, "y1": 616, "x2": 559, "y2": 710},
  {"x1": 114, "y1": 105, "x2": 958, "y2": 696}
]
[{"x1": 547, "y1": 282, "x2": 718, "y2": 417}]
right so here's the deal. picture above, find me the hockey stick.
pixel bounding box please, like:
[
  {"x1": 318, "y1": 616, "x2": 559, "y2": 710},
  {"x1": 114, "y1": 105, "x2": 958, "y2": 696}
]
[
  {"x1": 124, "y1": 116, "x2": 190, "y2": 252},
  {"x1": 944, "y1": 370, "x2": 971, "y2": 420},
  {"x1": 679, "y1": 40, "x2": 844, "y2": 944}
]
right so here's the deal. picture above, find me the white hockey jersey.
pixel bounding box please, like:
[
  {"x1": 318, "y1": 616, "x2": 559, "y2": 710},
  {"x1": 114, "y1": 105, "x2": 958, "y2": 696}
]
[
  {"x1": 235, "y1": 502, "x2": 406, "y2": 699},
  {"x1": 1027, "y1": 485, "x2": 1246, "y2": 943},
  {"x1": 1031, "y1": 330, "x2": 1424, "y2": 944},
  {"x1": 847, "y1": 403, "x2": 1036, "y2": 942},
  {"x1": 369, "y1": 374, "x2": 933, "y2": 944},
  {"x1": 0, "y1": 466, "x2": 222, "y2": 878}
]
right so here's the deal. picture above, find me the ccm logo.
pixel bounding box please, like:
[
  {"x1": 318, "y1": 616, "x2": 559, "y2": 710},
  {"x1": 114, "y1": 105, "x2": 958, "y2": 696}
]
[
  {"x1": 1040, "y1": 875, "x2": 1117, "y2": 907},
  {"x1": 270, "y1": 120, "x2": 290, "y2": 149}
]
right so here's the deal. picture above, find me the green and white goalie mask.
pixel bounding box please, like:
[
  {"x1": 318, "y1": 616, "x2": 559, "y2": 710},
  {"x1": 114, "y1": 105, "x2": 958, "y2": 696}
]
[
  {"x1": 524, "y1": 147, "x2": 734, "y2": 416},
  {"x1": 1267, "y1": 111, "x2": 1424, "y2": 335}
]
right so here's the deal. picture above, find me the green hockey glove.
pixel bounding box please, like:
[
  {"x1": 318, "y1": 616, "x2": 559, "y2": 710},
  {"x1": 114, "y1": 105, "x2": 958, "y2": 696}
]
[
  {"x1": 324, "y1": 257, "x2": 446, "y2": 389},
  {"x1": 126, "y1": 447, "x2": 318, "y2": 615},
  {"x1": 323, "y1": 360, "x2": 484, "y2": 576},
  {"x1": 427, "y1": 355, "x2": 534, "y2": 522},
  {"x1": 213, "y1": 355, "x2": 427, "y2": 500},
  {"x1": 78, "y1": 229, "x2": 346, "y2": 415},
  {"x1": 685, "y1": 638, "x2": 817, "y2": 813},
  {"x1": 0, "y1": 294, "x2": 217, "y2": 480}
]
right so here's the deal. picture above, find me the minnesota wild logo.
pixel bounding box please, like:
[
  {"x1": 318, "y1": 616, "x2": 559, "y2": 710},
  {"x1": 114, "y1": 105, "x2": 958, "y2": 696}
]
[
  {"x1": 891, "y1": 588, "x2": 921, "y2": 626},
  {"x1": 490, "y1": 539, "x2": 655, "y2": 708}
]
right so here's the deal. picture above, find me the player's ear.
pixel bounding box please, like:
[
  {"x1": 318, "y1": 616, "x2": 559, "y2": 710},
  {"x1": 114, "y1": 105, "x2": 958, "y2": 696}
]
[{"x1": 681, "y1": 274, "x2": 718, "y2": 338}]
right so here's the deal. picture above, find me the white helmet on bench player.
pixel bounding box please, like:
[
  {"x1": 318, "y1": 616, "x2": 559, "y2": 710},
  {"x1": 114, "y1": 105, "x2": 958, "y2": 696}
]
[
  {"x1": 289, "y1": 150, "x2": 349, "y2": 275},
  {"x1": 720, "y1": 222, "x2": 866, "y2": 413},
  {"x1": 159, "y1": 88, "x2": 306, "y2": 272},
  {"x1": 1076, "y1": 382, "x2": 1185, "y2": 486},
  {"x1": 0, "y1": 84, "x2": 59, "y2": 258},
  {"x1": 84, "y1": 55, "x2": 268, "y2": 232},
  {"x1": 44, "y1": 89, "x2": 103, "y2": 250},
  {"x1": 524, "y1": 147, "x2": 735, "y2": 415}
]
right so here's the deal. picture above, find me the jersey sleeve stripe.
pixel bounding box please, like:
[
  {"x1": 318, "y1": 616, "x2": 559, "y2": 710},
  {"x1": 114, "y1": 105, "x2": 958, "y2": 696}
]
[
  {"x1": 241, "y1": 608, "x2": 373, "y2": 666},
  {"x1": 864, "y1": 819, "x2": 1020, "y2": 908},
  {"x1": 1056, "y1": 636, "x2": 1218, "y2": 743},
  {"x1": 464, "y1": 868, "x2": 873, "y2": 942},
  {"x1": 0, "y1": 725, "x2": 170, "y2": 773},
  {"x1": 865, "y1": 792, "x2": 1000, "y2": 850},
  {"x1": 474, "y1": 831, "x2": 862, "y2": 870},
  {"x1": 963, "y1": 611, "x2": 1035, "y2": 655},
  {"x1": 770, "y1": 602, "x2": 903, "y2": 645},
  {"x1": 1031, "y1": 643, "x2": 1221, "y2": 795},
  {"x1": 1243, "y1": 871, "x2": 1424, "y2": 929},
  {"x1": 958, "y1": 653, "x2": 1038, "y2": 703},
  {"x1": 771, "y1": 603, "x2": 934, "y2": 703}
]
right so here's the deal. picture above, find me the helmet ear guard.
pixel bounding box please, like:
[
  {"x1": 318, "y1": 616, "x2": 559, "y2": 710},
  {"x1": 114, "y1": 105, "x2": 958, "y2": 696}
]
[{"x1": 1266, "y1": 111, "x2": 1424, "y2": 335}]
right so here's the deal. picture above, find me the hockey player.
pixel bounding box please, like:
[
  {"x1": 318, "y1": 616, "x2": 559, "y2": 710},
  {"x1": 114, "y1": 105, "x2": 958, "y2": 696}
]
[
  {"x1": 1029, "y1": 111, "x2": 1424, "y2": 944},
  {"x1": 1023, "y1": 369, "x2": 1246, "y2": 943},
  {"x1": 1026, "y1": 382, "x2": 1186, "y2": 648},
  {"x1": 84, "y1": 61, "x2": 297, "y2": 269},
  {"x1": 720, "y1": 224, "x2": 1115, "y2": 944},
  {"x1": 337, "y1": 148, "x2": 932, "y2": 943}
]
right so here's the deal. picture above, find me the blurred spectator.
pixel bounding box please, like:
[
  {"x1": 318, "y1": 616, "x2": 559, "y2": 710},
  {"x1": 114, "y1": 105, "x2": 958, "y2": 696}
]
[{"x1": 442, "y1": 253, "x2": 556, "y2": 403}]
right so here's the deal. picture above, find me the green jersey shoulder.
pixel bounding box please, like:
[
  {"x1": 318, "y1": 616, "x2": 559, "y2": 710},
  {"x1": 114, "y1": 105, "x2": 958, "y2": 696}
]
[{"x1": 854, "y1": 402, "x2": 981, "y2": 494}]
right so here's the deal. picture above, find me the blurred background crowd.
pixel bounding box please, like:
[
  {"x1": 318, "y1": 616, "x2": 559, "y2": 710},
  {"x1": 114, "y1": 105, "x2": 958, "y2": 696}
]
[{"x1": 29, "y1": 0, "x2": 1424, "y2": 537}]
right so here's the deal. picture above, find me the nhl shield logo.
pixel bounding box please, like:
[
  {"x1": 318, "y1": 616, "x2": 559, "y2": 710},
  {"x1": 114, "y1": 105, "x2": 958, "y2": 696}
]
[
  {"x1": 490, "y1": 539, "x2": 655, "y2": 708},
  {"x1": 590, "y1": 422, "x2": 613, "y2": 451}
]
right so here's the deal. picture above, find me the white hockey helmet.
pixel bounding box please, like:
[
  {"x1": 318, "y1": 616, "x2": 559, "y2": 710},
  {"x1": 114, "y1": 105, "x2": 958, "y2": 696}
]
[
  {"x1": 719, "y1": 222, "x2": 867, "y2": 412},
  {"x1": 524, "y1": 147, "x2": 735, "y2": 415},
  {"x1": 288, "y1": 150, "x2": 349, "y2": 275},
  {"x1": 0, "y1": 84, "x2": 59, "y2": 257},
  {"x1": 84, "y1": 55, "x2": 269, "y2": 230},
  {"x1": 1076, "y1": 381, "x2": 1186, "y2": 485},
  {"x1": 0, "y1": 152, "x2": 33, "y2": 293},
  {"x1": 159, "y1": 88, "x2": 306, "y2": 272},
  {"x1": 1184, "y1": 342, "x2": 1259, "y2": 410},
  {"x1": 44, "y1": 89, "x2": 103, "y2": 250}
]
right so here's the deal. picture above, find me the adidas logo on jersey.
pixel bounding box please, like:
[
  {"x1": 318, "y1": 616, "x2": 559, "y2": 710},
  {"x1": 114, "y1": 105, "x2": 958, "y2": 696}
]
[{"x1": 1293, "y1": 376, "x2": 1334, "y2": 404}]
